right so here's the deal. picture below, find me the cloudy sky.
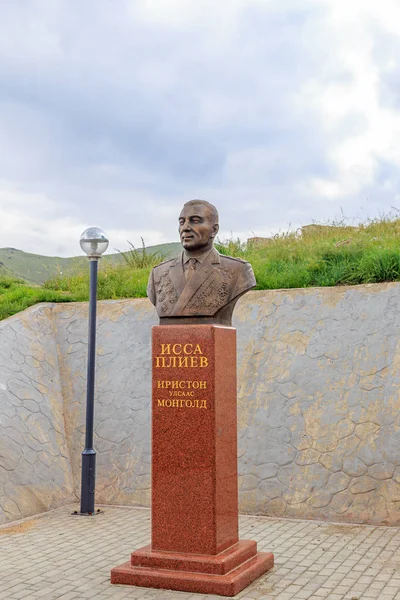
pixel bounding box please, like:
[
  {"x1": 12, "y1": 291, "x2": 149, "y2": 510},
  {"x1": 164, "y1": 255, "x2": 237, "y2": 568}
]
[{"x1": 0, "y1": 0, "x2": 399, "y2": 256}]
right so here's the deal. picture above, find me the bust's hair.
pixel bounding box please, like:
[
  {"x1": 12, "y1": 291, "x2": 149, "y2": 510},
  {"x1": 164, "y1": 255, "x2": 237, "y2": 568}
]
[{"x1": 183, "y1": 199, "x2": 219, "y2": 224}]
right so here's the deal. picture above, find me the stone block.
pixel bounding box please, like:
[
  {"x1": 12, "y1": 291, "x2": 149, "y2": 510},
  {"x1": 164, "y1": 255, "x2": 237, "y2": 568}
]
[{"x1": 111, "y1": 325, "x2": 273, "y2": 594}]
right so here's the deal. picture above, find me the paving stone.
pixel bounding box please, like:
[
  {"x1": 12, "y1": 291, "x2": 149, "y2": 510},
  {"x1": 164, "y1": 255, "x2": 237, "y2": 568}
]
[{"x1": 1, "y1": 505, "x2": 400, "y2": 599}]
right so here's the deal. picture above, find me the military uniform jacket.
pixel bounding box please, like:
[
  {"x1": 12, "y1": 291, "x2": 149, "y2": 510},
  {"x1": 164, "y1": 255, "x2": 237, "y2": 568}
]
[{"x1": 147, "y1": 248, "x2": 256, "y2": 321}]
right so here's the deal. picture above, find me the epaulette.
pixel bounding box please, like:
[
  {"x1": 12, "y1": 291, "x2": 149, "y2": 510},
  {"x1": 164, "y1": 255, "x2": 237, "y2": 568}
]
[
  {"x1": 152, "y1": 257, "x2": 177, "y2": 269},
  {"x1": 220, "y1": 254, "x2": 248, "y2": 264}
]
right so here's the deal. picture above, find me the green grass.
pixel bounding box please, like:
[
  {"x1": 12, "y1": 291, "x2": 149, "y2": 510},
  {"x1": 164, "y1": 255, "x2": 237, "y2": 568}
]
[
  {"x1": 0, "y1": 242, "x2": 181, "y2": 285},
  {"x1": 0, "y1": 276, "x2": 76, "y2": 321},
  {"x1": 116, "y1": 238, "x2": 167, "y2": 269},
  {"x1": 1, "y1": 214, "x2": 400, "y2": 321},
  {"x1": 0, "y1": 263, "x2": 153, "y2": 320},
  {"x1": 43, "y1": 263, "x2": 150, "y2": 300},
  {"x1": 217, "y1": 213, "x2": 400, "y2": 289}
]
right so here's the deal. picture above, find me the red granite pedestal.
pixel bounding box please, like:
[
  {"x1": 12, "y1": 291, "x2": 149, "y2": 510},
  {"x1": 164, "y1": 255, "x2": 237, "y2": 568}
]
[{"x1": 111, "y1": 325, "x2": 274, "y2": 597}]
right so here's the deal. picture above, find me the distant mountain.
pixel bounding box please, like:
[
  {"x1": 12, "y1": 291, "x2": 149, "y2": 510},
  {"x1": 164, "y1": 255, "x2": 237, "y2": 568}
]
[{"x1": 0, "y1": 243, "x2": 182, "y2": 285}]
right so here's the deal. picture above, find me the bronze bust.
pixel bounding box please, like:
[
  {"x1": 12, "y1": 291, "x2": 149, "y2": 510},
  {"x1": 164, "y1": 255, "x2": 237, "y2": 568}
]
[{"x1": 147, "y1": 200, "x2": 256, "y2": 326}]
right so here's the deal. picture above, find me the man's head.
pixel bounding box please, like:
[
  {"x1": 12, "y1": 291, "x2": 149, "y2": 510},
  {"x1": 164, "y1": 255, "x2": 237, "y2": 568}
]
[{"x1": 179, "y1": 200, "x2": 219, "y2": 255}]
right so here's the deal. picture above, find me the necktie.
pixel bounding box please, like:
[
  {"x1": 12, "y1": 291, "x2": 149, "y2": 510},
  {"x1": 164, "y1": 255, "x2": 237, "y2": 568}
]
[{"x1": 185, "y1": 258, "x2": 197, "y2": 282}]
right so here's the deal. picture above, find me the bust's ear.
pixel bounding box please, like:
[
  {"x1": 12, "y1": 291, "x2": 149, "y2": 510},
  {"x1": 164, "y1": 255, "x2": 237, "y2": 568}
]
[{"x1": 211, "y1": 223, "x2": 219, "y2": 239}]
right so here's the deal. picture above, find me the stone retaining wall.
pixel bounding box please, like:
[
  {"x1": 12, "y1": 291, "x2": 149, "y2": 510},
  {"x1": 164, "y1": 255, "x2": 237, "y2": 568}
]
[
  {"x1": 1, "y1": 283, "x2": 400, "y2": 525},
  {"x1": 0, "y1": 305, "x2": 74, "y2": 523}
]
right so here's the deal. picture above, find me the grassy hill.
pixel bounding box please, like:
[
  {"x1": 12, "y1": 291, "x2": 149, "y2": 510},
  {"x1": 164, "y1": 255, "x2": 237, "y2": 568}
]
[
  {"x1": 1, "y1": 214, "x2": 400, "y2": 322},
  {"x1": 0, "y1": 243, "x2": 182, "y2": 285}
]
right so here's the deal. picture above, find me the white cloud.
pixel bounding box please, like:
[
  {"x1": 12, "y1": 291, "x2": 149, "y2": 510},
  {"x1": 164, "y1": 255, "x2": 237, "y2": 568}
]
[
  {"x1": 131, "y1": 0, "x2": 265, "y2": 28},
  {"x1": 0, "y1": 183, "x2": 82, "y2": 255},
  {"x1": 300, "y1": 0, "x2": 400, "y2": 200},
  {"x1": 0, "y1": 0, "x2": 399, "y2": 256},
  {"x1": 0, "y1": 182, "x2": 170, "y2": 256}
]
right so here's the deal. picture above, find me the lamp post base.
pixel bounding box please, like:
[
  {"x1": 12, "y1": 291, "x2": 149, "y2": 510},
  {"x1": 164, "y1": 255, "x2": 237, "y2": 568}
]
[
  {"x1": 71, "y1": 509, "x2": 103, "y2": 516},
  {"x1": 80, "y1": 449, "x2": 96, "y2": 515}
]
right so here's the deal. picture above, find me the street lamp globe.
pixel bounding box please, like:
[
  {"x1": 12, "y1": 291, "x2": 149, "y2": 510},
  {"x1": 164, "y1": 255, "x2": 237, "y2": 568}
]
[{"x1": 80, "y1": 227, "x2": 109, "y2": 258}]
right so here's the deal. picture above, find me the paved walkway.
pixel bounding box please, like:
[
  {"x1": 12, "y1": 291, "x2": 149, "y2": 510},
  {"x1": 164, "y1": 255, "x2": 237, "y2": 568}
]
[{"x1": 1, "y1": 505, "x2": 400, "y2": 600}]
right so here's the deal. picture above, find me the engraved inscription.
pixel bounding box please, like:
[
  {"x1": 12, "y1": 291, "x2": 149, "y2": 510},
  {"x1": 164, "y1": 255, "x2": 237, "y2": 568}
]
[
  {"x1": 155, "y1": 355, "x2": 208, "y2": 368},
  {"x1": 160, "y1": 343, "x2": 203, "y2": 355},
  {"x1": 154, "y1": 341, "x2": 210, "y2": 406},
  {"x1": 155, "y1": 342, "x2": 209, "y2": 368},
  {"x1": 157, "y1": 398, "x2": 207, "y2": 409},
  {"x1": 157, "y1": 380, "x2": 207, "y2": 389}
]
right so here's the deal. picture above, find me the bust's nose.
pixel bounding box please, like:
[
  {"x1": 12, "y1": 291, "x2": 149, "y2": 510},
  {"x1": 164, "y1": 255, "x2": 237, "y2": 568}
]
[{"x1": 181, "y1": 220, "x2": 193, "y2": 231}]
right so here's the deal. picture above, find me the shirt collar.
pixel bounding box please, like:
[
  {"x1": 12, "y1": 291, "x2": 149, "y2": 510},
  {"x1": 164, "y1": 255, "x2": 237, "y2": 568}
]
[{"x1": 183, "y1": 247, "x2": 214, "y2": 265}]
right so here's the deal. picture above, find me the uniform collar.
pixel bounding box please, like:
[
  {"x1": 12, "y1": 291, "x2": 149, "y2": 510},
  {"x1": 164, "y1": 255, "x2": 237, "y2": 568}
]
[{"x1": 183, "y1": 247, "x2": 214, "y2": 265}]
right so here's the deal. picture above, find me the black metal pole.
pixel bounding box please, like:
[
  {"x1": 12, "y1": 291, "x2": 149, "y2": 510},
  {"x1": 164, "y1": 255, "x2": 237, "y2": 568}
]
[{"x1": 80, "y1": 257, "x2": 99, "y2": 514}]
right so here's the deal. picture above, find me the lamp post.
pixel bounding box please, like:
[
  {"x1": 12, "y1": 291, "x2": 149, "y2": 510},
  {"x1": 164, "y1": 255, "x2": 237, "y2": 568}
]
[{"x1": 79, "y1": 227, "x2": 109, "y2": 515}]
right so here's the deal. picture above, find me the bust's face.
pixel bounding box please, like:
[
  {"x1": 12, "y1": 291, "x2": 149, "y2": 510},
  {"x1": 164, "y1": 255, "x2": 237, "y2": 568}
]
[{"x1": 178, "y1": 204, "x2": 219, "y2": 254}]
